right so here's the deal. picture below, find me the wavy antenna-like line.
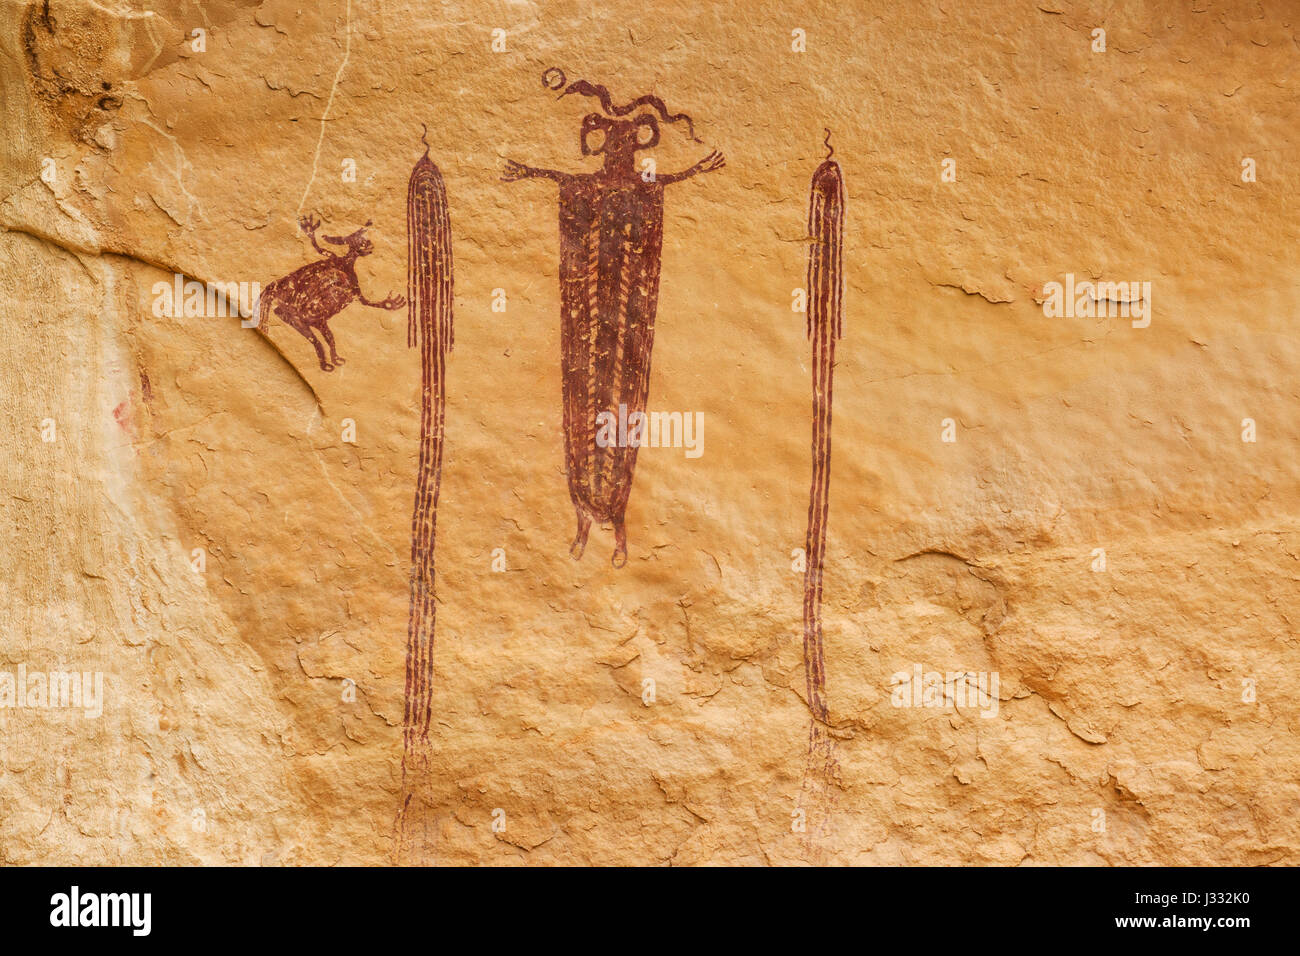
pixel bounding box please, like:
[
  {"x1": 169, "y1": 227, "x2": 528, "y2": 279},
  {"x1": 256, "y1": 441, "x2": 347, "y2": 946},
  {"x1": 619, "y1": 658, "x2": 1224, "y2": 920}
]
[{"x1": 548, "y1": 72, "x2": 702, "y2": 143}]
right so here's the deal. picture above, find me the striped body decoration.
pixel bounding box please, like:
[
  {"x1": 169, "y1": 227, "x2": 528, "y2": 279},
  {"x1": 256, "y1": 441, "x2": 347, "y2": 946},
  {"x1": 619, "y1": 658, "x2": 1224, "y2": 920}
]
[
  {"x1": 403, "y1": 140, "x2": 453, "y2": 767},
  {"x1": 558, "y1": 179, "x2": 665, "y2": 568},
  {"x1": 502, "y1": 68, "x2": 725, "y2": 567},
  {"x1": 802, "y1": 133, "x2": 844, "y2": 724}
]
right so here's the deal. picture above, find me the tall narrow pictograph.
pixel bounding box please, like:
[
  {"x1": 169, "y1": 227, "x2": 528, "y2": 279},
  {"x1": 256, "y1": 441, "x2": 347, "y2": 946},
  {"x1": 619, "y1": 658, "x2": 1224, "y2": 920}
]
[
  {"x1": 802, "y1": 130, "x2": 844, "y2": 728},
  {"x1": 798, "y1": 132, "x2": 845, "y2": 854},
  {"x1": 399, "y1": 129, "x2": 454, "y2": 836},
  {"x1": 503, "y1": 68, "x2": 724, "y2": 567}
]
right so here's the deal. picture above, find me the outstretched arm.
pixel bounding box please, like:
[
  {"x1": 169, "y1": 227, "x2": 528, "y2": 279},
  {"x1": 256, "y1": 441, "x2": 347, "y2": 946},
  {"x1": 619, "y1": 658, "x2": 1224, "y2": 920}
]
[
  {"x1": 298, "y1": 214, "x2": 334, "y2": 257},
  {"x1": 502, "y1": 160, "x2": 570, "y2": 184},
  {"x1": 359, "y1": 288, "x2": 406, "y2": 310},
  {"x1": 661, "y1": 150, "x2": 726, "y2": 185}
]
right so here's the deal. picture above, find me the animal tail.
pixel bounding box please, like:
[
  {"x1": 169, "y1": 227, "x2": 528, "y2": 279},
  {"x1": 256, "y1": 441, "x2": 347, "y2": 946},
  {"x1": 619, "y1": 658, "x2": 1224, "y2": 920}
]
[{"x1": 255, "y1": 287, "x2": 273, "y2": 331}]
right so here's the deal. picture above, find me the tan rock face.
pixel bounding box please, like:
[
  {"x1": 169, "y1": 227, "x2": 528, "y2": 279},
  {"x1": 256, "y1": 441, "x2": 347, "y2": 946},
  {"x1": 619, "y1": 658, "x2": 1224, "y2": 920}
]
[{"x1": 2, "y1": 0, "x2": 1297, "y2": 865}]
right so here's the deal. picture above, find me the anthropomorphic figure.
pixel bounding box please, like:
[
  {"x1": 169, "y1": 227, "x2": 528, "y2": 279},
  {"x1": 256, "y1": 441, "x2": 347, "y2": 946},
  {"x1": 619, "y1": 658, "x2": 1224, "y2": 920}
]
[{"x1": 504, "y1": 69, "x2": 724, "y2": 567}]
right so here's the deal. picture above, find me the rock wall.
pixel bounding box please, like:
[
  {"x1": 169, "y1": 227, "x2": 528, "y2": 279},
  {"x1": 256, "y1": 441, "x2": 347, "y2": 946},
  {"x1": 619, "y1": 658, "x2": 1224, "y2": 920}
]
[{"x1": 1, "y1": 0, "x2": 1297, "y2": 865}]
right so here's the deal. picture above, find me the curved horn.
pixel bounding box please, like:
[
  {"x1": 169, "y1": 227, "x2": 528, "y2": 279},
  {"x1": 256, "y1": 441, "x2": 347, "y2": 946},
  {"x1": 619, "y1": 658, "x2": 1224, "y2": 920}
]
[{"x1": 550, "y1": 72, "x2": 701, "y2": 143}]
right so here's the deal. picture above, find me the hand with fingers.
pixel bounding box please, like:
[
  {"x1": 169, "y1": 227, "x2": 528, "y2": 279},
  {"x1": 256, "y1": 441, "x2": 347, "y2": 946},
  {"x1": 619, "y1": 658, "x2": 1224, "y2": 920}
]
[
  {"x1": 696, "y1": 150, "x2": 726, "y2": 175},
  {"x1": 501, "y1": 160, "x2": 532, "y2": 182}
]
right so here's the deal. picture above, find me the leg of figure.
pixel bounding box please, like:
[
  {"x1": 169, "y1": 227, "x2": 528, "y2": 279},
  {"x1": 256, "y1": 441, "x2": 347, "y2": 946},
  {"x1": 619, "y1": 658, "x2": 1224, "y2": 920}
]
[
  {"x1": 304, "y1": 327, "x2": 333, "y2": 371},
  {"x1": 611, "y1": 517, "x2": 627, "y2": 569},
  {"x1": 570, "y1": 503, "x2": 592, "y2": 560},
  {"x1": 320, "y1": 322, "x2": 345, "y2": 365}
]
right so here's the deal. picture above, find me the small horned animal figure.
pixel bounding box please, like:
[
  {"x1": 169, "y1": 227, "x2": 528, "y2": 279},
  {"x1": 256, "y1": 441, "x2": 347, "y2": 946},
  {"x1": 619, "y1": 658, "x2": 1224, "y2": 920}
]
[{"x1": 258, "y1": 215, "x2": 405, "y2": 371}]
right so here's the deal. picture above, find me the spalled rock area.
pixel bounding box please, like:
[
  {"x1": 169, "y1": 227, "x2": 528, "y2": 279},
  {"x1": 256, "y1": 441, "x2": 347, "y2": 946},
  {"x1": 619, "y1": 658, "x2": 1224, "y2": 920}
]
[{"x1": 1, "y1": 0, "x2": 1297, "y2": 865}]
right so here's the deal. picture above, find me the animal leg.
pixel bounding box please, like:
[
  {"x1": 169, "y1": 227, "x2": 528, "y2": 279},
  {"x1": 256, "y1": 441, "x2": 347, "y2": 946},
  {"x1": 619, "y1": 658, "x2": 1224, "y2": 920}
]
[
  {"x1": 569, "y1": 505, "x2": 592, "y2": 560},
  {"x1": 611, "y1": 518, "x2": 628, "y2": 569},
  {"x1": 319, "y1": 323, "x2": 344, "y2": 365},
  {"x1": 303, "y1": 327, "x2": 334, "y2": 371},
  {"x1": 273, "y1": 303, "x2": 305, "y2": 335}
]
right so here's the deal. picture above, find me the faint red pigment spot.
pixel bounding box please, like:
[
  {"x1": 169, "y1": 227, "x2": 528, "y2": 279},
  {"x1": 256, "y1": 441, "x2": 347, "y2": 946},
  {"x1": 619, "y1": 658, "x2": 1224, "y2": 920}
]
[{"x1": 112, "y1": 400, "x2": 132, "y2": 433}]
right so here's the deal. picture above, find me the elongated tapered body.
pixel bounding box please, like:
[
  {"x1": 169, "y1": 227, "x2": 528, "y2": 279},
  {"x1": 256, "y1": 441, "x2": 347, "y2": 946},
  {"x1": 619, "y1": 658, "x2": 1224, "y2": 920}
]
[
  {"x1": 558, "y1": 178, "x2": 665, "y2": 564},
  {"x1": 802, "y1": 145, "x2": 844, "y2": 724},
  {"x1": 404, "y1": 147, "x2": 453, "y2": 766},
  {"x1": 503, "y1": 68, "x2": 724, "y2": 566}
]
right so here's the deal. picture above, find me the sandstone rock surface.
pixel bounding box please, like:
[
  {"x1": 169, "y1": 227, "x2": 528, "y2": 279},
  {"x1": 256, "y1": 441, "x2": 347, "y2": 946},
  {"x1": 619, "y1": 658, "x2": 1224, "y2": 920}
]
[{"x1": 1, "y1": 0, "x2": 1297, "y2": 865}]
